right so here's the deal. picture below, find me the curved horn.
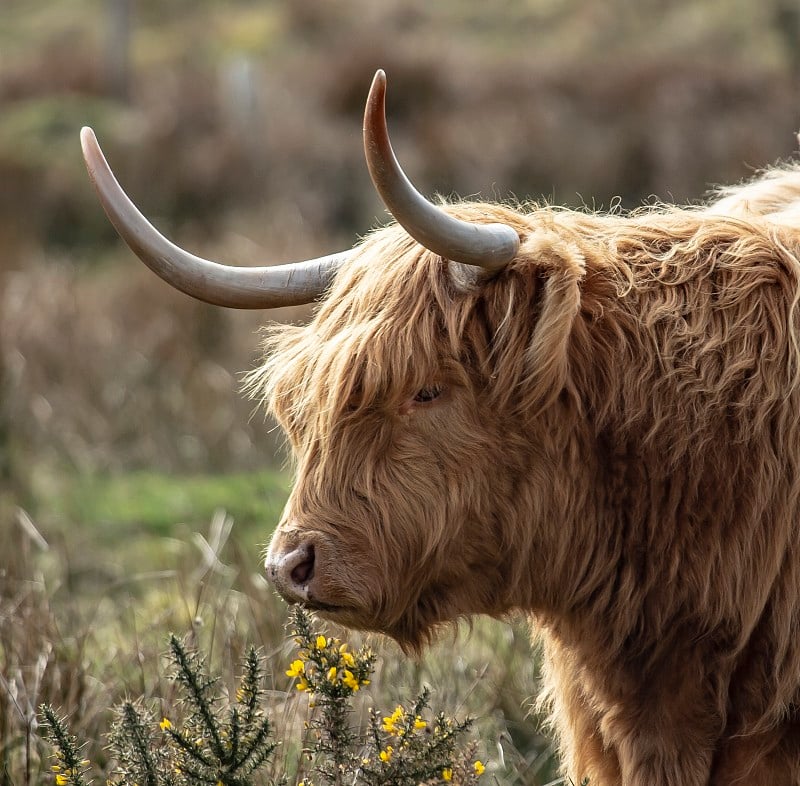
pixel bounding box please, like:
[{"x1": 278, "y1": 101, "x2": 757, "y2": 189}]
[
  {"x1": 363, "y1": 70, "x2": 519, "y2": 271},
  {"x1": 80, "y1": 127, "x2": 346, "y2": 309}
]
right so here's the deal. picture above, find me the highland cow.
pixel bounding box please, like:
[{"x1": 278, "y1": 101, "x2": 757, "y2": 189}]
[{"x1": 81, "y1": 71, "x2": 800, "y2": 785}]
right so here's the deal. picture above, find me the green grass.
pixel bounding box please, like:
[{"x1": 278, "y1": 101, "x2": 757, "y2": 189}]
[
  {"x1": 50, "y1": 468, "x2": 288, "y2": 530},
  {"x1": 31, "y1": 468, "x2": 291, "y2": 563}
]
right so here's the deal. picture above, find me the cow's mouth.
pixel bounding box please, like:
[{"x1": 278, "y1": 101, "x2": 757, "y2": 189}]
[{"x1": 303, "y1": 599, "x2": 346, "y2": 614}]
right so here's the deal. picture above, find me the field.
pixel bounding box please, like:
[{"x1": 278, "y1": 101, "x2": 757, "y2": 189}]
[{"x1": 2, "y1": 0, "x2": 800, "y2": 783}]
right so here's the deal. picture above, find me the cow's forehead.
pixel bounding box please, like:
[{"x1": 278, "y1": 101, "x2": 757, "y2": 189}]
[
  {"x1": 317, "y1": 200, "x2": 533, "y2": 318},
  {"x1": 308, "y1": 231, "x2": 446, "y2": 335}
]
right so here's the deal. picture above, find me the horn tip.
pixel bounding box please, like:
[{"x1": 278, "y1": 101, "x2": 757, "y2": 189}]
[
  {"x1": 365, "y1": 70, "x2": 388, "y2": 138},
  {"x1": 80, "y1": 126, "x2": 99, "y2": 158},
  {"x1": 371, "y1": 69, "x2": 387, "y2": 91}
]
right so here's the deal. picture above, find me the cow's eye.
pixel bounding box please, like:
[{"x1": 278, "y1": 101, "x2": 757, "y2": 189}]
[{"x1": 413, "y1": 384, "x2": 444, "y2": 404}]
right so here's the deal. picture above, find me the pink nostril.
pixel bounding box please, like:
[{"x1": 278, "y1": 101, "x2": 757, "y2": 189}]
[{"x1": 290, "y1": 544, "x2": 315, "y2": 586}]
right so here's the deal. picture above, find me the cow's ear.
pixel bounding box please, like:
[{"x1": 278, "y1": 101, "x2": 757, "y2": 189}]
[{"x1": 482, "y1": 230, "x2": 586, "y2": 416}]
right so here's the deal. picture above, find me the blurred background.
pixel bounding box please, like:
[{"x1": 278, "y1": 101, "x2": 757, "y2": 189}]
[{"x1": 1, "y1": 0, "x2": 800, "y2": 783}]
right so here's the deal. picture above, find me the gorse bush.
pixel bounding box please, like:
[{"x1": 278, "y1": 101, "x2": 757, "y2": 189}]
[{"x1": 41, "y1": 608, "x2": 486, "y2": 786}]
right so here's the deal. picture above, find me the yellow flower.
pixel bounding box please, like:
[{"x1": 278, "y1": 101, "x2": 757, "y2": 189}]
[
  {"x1": 159, "y1": 718, "x2": 172, "y2": 731},
  {"x1": 341, "y1": 651, "x2": 356, "y2": 668},
  {"x1": 55, "y1": 775, "x2": 68, "y2": 786},
  {"x1": 379, "y1": 745, "x2": 393, "y2": 762},
  {"x1": 286, "y1": 659, "x2": 305, "y2": 678},
  {"x1": 327, "y1": 666, "x2": 338, "y2": 681},
  {"x1": 413, "y1": 716, "x2": 427, "y2": 729},
  {"x1": 473, "y1": 760, "x2": 486, "y2": 776},
  {"x1": 342, "y1": 669, "x2": 360, "y2": 691},
  {"x1": 382, "y1": 706, "x2": 404, "y2": 734},
  {"x1": 315, "y1": 635, "x2": 327, "y2": 650},
  {"x1": 441, "y1": 768, "x2": 453, "y2": 782},
  {"x1": 296, "y1": 676, "x2": 310, "y2": 692}
]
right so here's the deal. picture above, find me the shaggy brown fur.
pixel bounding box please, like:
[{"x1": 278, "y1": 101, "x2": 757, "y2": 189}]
[{"x1": 252, "y1": 164, "x2": 800, "y2": 785}]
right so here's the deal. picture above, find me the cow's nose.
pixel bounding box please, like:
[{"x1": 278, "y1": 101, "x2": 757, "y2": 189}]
[{"x1": 265, "y1": 542, "x2": 316, "y2": 602}]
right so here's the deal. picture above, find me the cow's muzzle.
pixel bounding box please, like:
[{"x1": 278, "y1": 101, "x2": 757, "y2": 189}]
[{"x1": 265, "y1": 541, "x2": 316, "y2": 604}]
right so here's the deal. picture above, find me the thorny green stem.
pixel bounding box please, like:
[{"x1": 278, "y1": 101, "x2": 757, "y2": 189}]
[
  {"x1": 169, "y1": 635, "x2": 226, "y2": 760},
  {"x1": 121, "y1": 702, "x2": 159, "y2": 786}
]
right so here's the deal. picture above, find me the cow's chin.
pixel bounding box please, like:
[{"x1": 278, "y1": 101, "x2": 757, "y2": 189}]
[
  {"x1": 383, "y1": 581, "x2": 513, "y2": 655},
  {"x1": 293, "y1": 592, "x2": 448, "y2": 656},
  {"x1": 371, "y1": 587, "x2": 471, "y2": 655},
  {"x1": 301, "y1": 599, "x2": 364, "y2": 623}
]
